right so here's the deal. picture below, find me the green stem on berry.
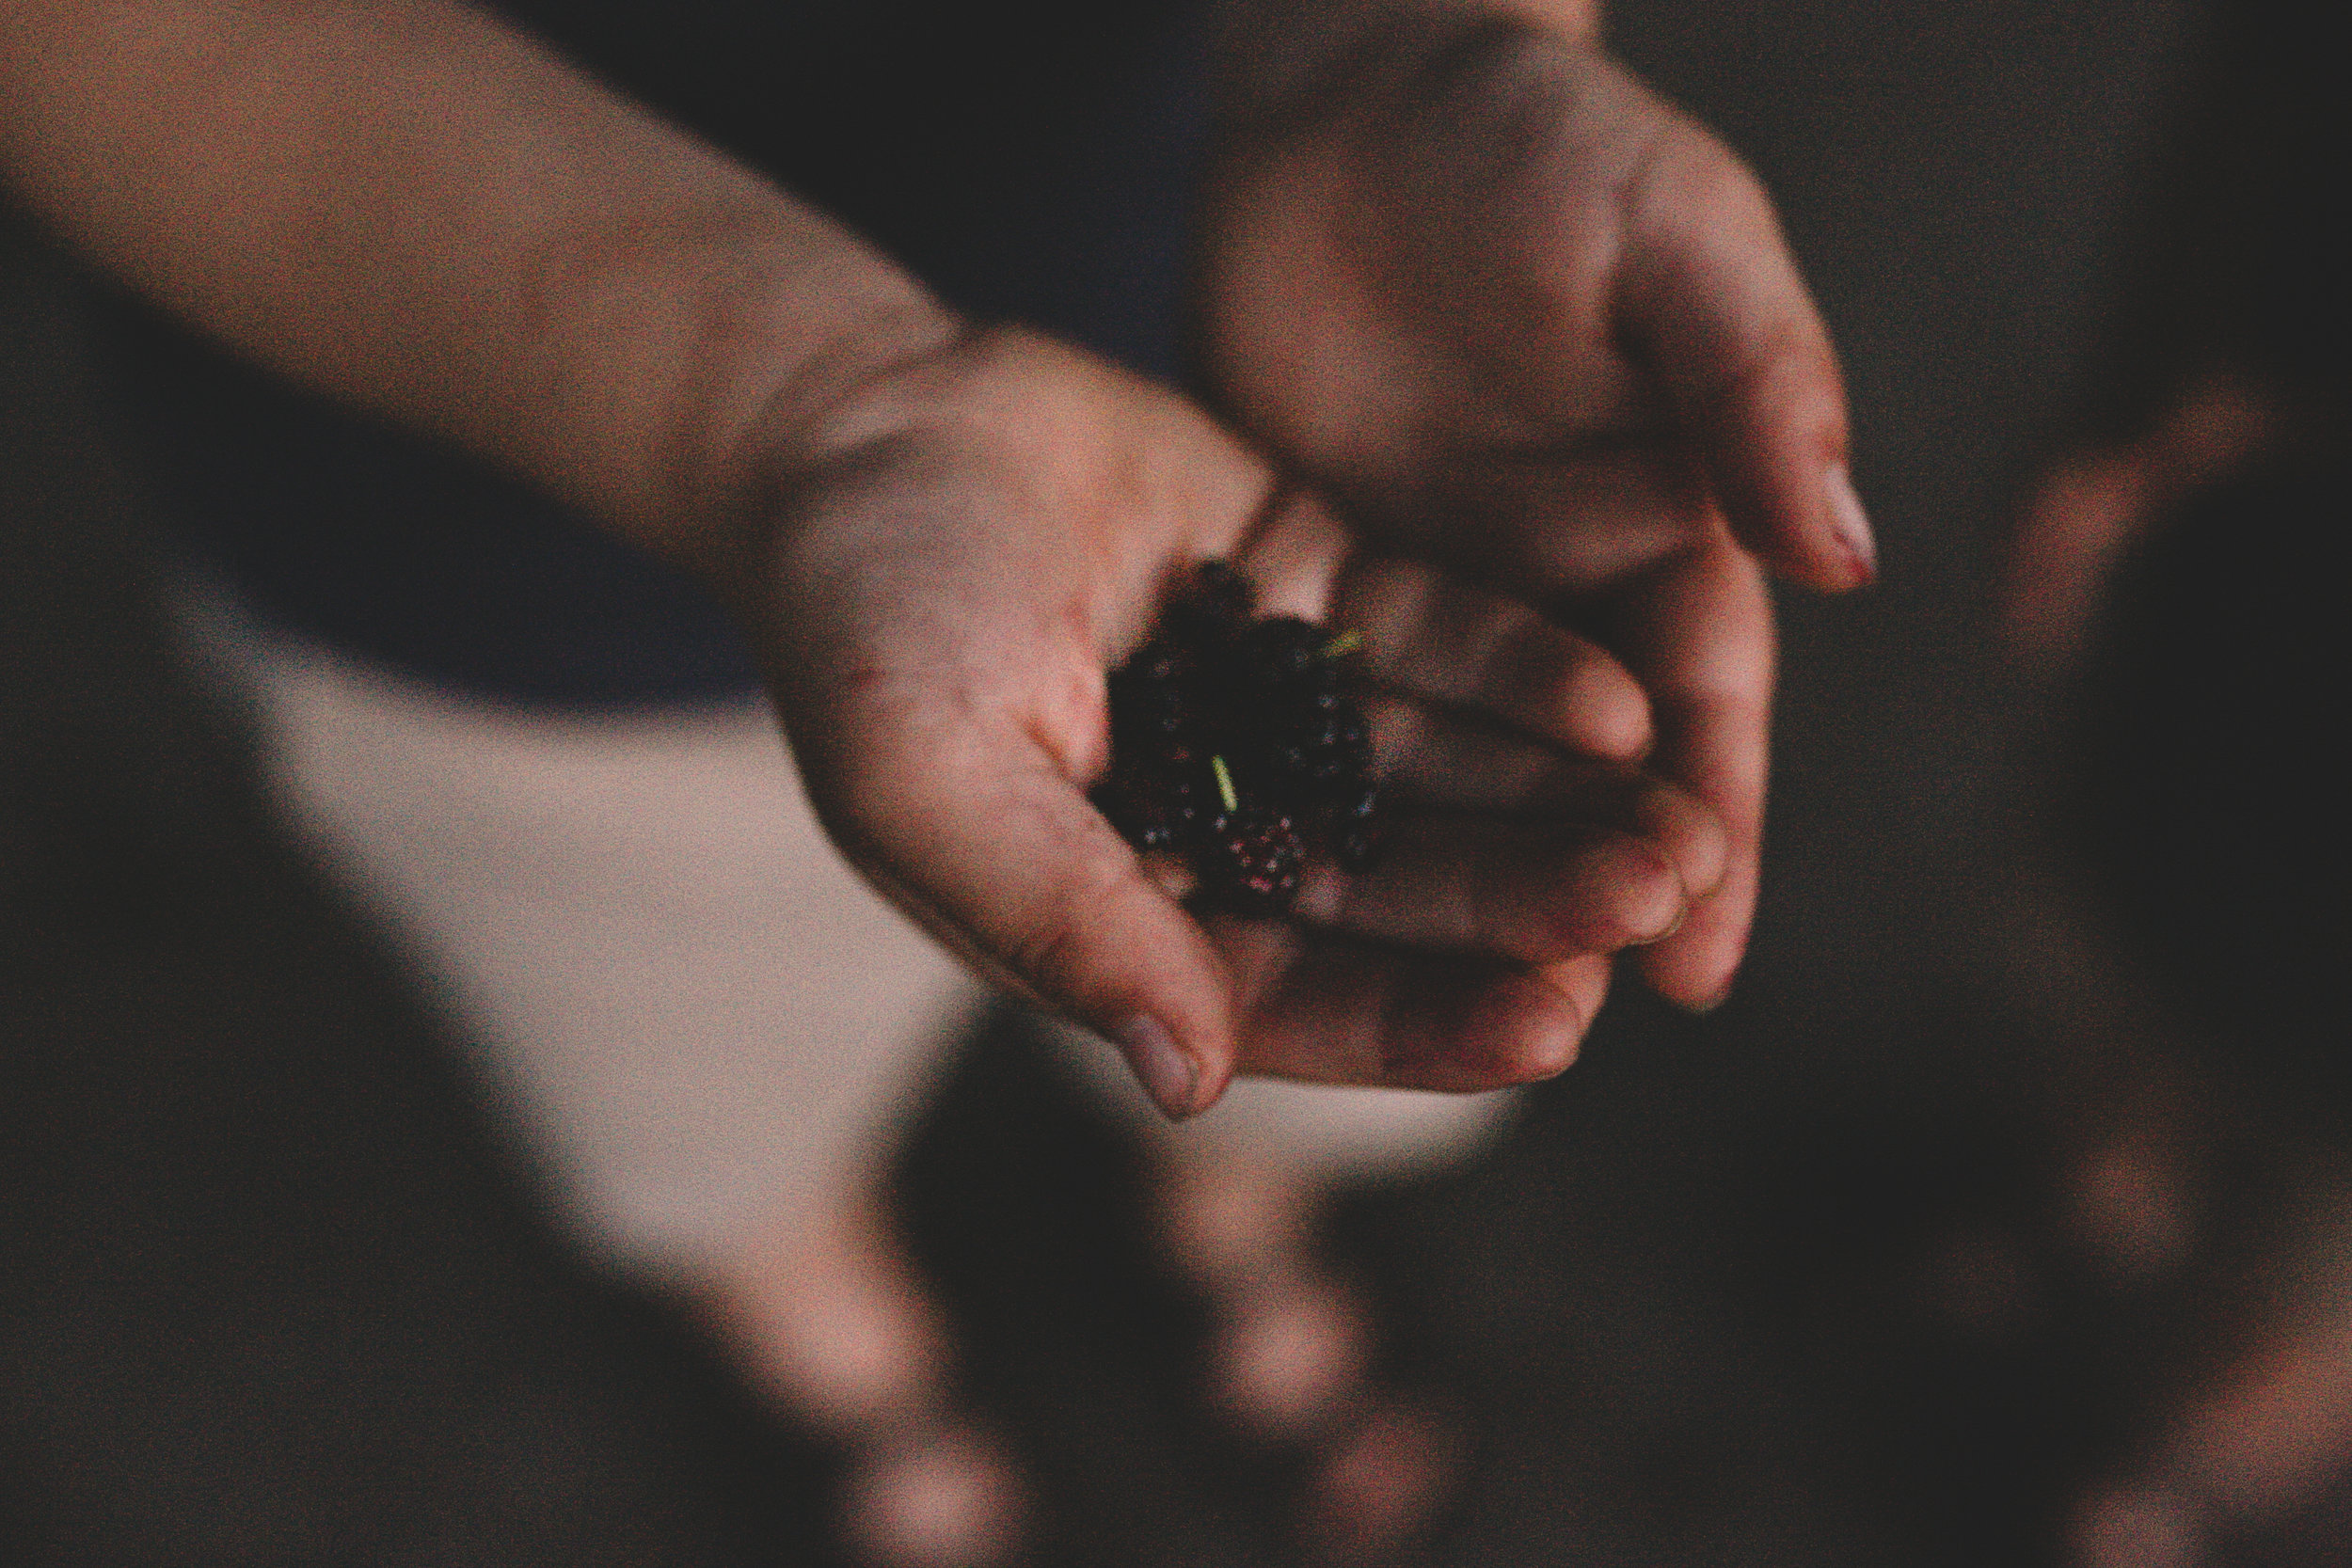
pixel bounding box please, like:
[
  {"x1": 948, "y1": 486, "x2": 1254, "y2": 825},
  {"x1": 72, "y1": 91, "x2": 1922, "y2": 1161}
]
[
  {"x1": 1321, "y1": 629, "x2": 1364, "y2": 659},
  {"x1": 1211, "y1": 753, "x2": 1240, "y2": 814}
]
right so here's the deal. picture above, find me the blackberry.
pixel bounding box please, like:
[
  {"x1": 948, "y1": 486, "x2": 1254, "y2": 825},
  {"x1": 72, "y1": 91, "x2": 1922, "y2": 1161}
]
[
  {"x1": 1165, "y1": 559, "x2": 1257, "y2": 645},
  {"x1": 1098, "y1": 562, "x2": 1390, "y2": 911},
  {"x1": 1108, "y1": 675, "x2": 1192, "y2": 748},
  {"x1": 1243, "y1": 617, "x2": 1331, "y2": 689},
  {"x1": 1248, "y1": 705, "x2": 1363, "y2": 797},
  {"x1": 1194, "y1": 560, "x2": 1257, "y2": 623},
  {"x1": 1128, "y1": 638, "x2": 1200, "y2": 688},
  {"x1": 1093, "y1": 743, "x2": 1214, "y2": 849}
]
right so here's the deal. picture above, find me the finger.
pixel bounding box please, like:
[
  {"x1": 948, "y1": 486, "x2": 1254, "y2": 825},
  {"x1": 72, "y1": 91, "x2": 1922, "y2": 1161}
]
[
  {"x1": 803, "y1": 703, "x2": 1240, "y2": 1122},
  {"x1": 1420, "y1": 443, "x2": 1724, "y2": 595},
  {"x1": 2070, "y1": 1486, "x2": 2211, "y2": 1568},
  {"x1": 1584, "y1": 532, "x2": 1772, "y2": 1009},
  {"x1": 1210, "y1": 920, "x2": 1612, "y2": 1090},
  {"x1": 1613, "y1": 118, "x2": 1873, "y2": 591},
  {"x1": 1292, "y1": 814, "x2": 1688, "y2": 961},
  {"x1": 2139, "y1": 1308, "x2": 2352, "y2": 1526},
  {"x1": 1334, "y1": 552, "x2": 1651, "y2": 759},
  {"x1": 1360, "y1": 697, "x2": 1728, "y2": 898},
  {"x1": 1327, "y1": 444, "x2": 1724, "y2": 610},
  {"x1": 1230, "y1": 490, "x2": 1659, "y2": 760}
]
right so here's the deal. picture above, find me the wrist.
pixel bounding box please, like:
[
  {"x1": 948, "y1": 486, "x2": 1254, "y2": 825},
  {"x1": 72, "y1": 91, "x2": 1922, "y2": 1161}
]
[
  {"x1": 1211, "y1": 0, "x2": 1600, "y2": 140},
  {"x1": 571, "y1": 218, "x2": 964, "y2": 620}
]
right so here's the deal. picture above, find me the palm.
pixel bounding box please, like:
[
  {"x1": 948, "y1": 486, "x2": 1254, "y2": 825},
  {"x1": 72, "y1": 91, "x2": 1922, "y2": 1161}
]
[
  {"x1": 749, "y1": 325, "x2": 1720, "y2": 1108},
  {"x1": 1199, "y1": 25, "x2": 1864, "y2": 1009}
]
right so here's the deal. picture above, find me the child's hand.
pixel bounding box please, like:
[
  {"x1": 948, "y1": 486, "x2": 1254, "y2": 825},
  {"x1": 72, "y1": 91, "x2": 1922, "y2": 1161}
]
[
  {"x1": 0, "y1": 0, "x2": 1733, "y2": 1110},
  {"x1": 1199, "y1": 19, "x2": 1870, "y2": 1011},
  {"x1": 731, "y1": 325, "x2": 1724, "y2": 1116}
]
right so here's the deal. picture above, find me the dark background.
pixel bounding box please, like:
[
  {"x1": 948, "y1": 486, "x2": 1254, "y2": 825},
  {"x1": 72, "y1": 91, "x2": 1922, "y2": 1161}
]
[{"x1": 3, "y1": 1, "x2": 2255, "y2": 1562}]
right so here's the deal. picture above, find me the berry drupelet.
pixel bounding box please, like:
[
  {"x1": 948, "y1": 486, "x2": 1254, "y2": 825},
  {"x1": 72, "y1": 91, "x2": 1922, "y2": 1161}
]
[{"x1": 1202, "y1": 804, "x2": 1306, "y2": 915}]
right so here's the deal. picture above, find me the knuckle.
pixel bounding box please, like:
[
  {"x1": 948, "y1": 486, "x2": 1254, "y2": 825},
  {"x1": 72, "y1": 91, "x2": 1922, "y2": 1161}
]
[
  {"x1": 1492, "y1": 991, "x2": 1589, "y2": 1082},
  {"x1": 1520, "y1": 967, "x2": 1598, "y2": 1074},
  {"x1": 1648, "y1": 453, "x2": 1724, "y2": 531},
  {"x1": 1383, "y1": 23, "x2": 1645, "y2": 245},
  {"x1": 1557, "y1": 837, "x2": 1683, "y2": 952},
  {"x1": 796, "y1": 748, "x2": 904, "y2": 863},
  {"x1": 1485, "y1": 615, "x2": 1563, "y2": 701},
  {"x1": 1636, "y1": 784, "x2": 1725, "y2": 868},
  {"x1": 1002, "y1": 856, "x2": 1129, "y2": 998},
  {"x1": 1395, "y1": 21, "x2": 1581, "y2": 160},
  {"x1": 1640, "y1": 123, "x2": 1773, "y2": 236},
  {"x1": 1503, "y1": 1030, "x2": 1584, "y2": 1084},
  {"x1": 1005, "y1": 897, "x2": 1090, "y2": 999}
]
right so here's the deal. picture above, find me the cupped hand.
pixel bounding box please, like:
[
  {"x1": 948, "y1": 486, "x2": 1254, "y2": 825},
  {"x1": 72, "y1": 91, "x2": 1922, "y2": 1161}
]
[
  {"x1": 729, "y1": 325, "x2": 1724, "y2": 1115},
  {"x1": 1199, "y1": 19, "x2": 1871, "y2": 1010}
]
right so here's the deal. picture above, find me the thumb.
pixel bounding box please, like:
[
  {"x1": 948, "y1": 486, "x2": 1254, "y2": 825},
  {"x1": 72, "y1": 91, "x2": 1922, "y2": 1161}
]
[
  {"x1": 802, "y1": 707, "x2": 1240, "y2": 1120},
  {"x1": 1614, "y1": 122, "x2": 1875, "y2": 592}
]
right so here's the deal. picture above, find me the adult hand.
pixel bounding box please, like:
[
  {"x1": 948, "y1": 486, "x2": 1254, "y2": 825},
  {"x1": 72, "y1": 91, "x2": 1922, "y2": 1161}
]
[
  {"x1": 1199, "y1": 12, "x2": 1871, "y2": 1010},
  {"x1": 732, "y1": 324, "x2": 1724, "y2": 1116}
]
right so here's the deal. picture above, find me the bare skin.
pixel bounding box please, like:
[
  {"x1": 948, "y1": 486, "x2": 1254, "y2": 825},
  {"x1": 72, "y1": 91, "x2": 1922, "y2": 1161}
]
[
  {"x1": 3, "y1": 6, "x2": 1867, "y2": 1561},
  {"x1": 1202, "y1": 2, "x2": 1872, "y2": 1014},
  {"x1": 0, "y1": 0, "x2": 1863, "y2": 1115}
]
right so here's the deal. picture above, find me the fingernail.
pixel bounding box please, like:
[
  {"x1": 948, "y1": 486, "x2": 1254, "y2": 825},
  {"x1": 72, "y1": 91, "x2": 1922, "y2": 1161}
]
[
  {"x1": 1624, "y1": 840, "x2": 1687, "y2": 947},
  {"x1": 1111, "y1": 1014, "x2": 1201, "y2": 1121},
  {"x1": 1631, "y1": 882, "x2": 1689, "y2": 946},
  {"x1": 1823, "y1": 463, "x2": 1877, "y2": 586}
]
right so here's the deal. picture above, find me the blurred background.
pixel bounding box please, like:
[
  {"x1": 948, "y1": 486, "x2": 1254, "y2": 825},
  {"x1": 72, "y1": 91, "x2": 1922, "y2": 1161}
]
[{"x1": 8, "y1": 0, "x2": 2344, "y2": 1563}]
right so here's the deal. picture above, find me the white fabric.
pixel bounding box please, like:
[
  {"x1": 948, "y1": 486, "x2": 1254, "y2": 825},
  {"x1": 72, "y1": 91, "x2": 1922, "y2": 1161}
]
[{"x1": 177, "y1": 589, "x2": 1510, "y2": 1267}]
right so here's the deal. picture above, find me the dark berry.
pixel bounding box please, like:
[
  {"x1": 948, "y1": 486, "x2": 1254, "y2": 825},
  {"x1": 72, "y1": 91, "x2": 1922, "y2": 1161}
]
[
  {"x1": 1243, "y1": 617, "x2": 1329, "y2": 688},
  {"x1": 1097, "y1": 562, "x2": 1385, "y2": 898},
  {"x1": 1108, "y1": 679, "x2": 1190, "y2": 746},
  {"x1": 1094, "y1": 761, "x2": 1208, "y2": 851},
  {"x1": 1194, "y1": 560, "x2": 1256, "y2": 623},
  {"x1": 1167, "y1": 560, "x2": 1256, "y2": 645},
  {"x1": 1130, "y1": 639, "x2": 1199, "y2": 687},
  {"x1": 1200, "y1": 807, "x2": 1305, "y2": 915}
]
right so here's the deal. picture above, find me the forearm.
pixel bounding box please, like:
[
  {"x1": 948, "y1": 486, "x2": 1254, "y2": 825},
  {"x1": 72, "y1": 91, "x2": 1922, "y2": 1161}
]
[
  {"x1": 1209, "y1": 0, "x2": 1600, "y2": 130},
  {"x1": 0, "y1": 0, "x2": 953, "y2": 567}
]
